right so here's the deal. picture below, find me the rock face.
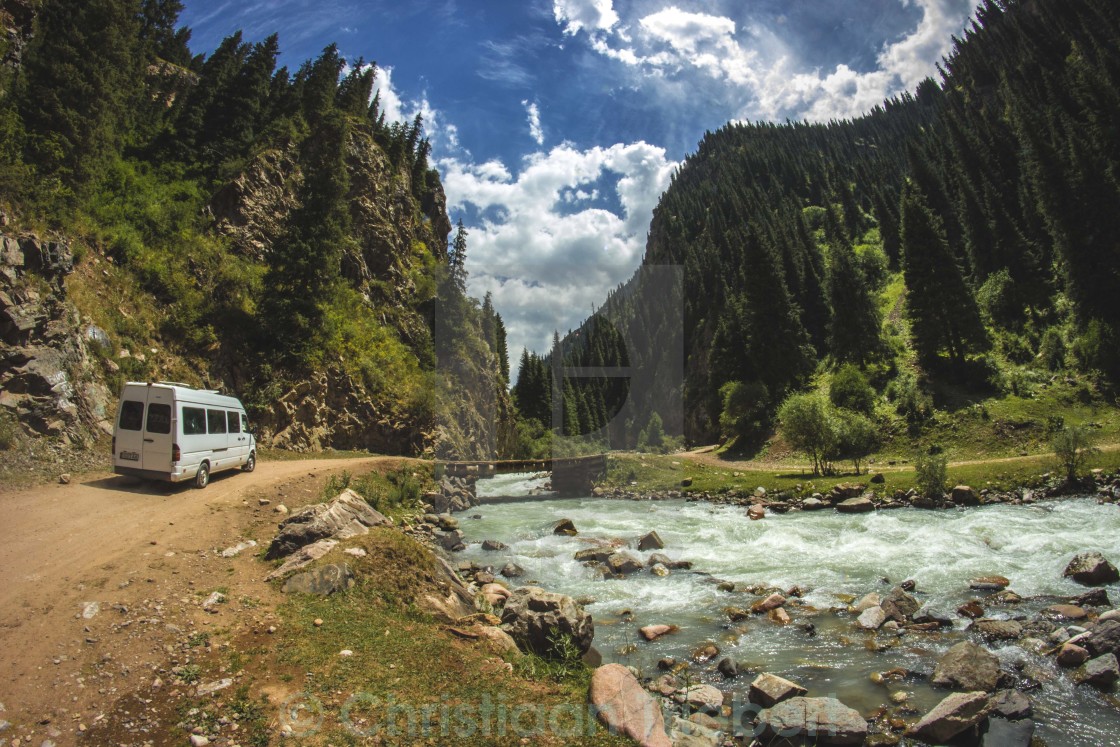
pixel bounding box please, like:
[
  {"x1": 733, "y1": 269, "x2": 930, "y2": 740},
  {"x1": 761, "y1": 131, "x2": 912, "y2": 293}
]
[
  {"x1": 265, "y1": 489, "x2": 390, "y2": 560},
  {"x1": 906, "y1": 691, "x2": 990, "y2": 744},
  {"x1": 588, "y1": 664, "x2": 671, "y2": 747},
  {"x1": 756, "y1": 697, "x2": 867, "y2": 745},
  {"x1": 1063, "y1": 552, "x2": 1120, "y2": 586},
  {"x1": 500, "y1": 586, "x2": 594, "y2": 657},
  {"x1": 932, "y1": 642, "x2": 1002, "y2": 692},
  {"x1": 281, "y1": 564, "x2": 355, "y2": 596},
  {"x1": 0, "y1": 234, "x2": 113, "y2": 444}
]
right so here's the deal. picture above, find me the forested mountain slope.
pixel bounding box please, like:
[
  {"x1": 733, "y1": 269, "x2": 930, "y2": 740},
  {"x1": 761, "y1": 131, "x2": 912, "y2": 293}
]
[{"x1": 515, "y1": 0, "x2": 1120, "y2": 453}]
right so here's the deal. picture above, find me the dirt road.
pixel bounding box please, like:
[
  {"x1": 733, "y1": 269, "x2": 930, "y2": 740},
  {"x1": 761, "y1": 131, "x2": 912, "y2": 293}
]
[{"x1": 0, "y1": 456, "x2": 392, "y2": 746}]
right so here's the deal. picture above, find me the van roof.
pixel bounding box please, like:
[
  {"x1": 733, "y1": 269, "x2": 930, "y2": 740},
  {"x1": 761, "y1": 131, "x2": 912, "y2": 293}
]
[{"x1": 122, "y1": 382, "x2": 245, "y2": 408}]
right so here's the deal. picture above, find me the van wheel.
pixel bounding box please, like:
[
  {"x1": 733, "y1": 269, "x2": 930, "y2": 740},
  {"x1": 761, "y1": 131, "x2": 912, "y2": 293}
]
[
  {"x1": 194, "y1": 462, "x2": 210, "y2": 489},
  {"x1": 243, "y1": 452, "x2": 256, "y2": 473}
]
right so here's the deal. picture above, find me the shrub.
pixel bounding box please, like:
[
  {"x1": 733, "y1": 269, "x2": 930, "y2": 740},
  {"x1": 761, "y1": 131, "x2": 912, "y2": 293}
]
[
  {"x1": 718, "y1": 380, "x2": 770, "y2": 442},
  {"x1": 1038, "y1": 327, "x2": 1066, "y2": 371},
  {"x1": 830, "y1": 364, "x2": 875, "y2": 415},
  {"x1": 914, "y1": 449, "x2": 949, "y2": 498},
  {"x1": 778, "y1": 392, "x2": 837, "y2": 476},
  {"x1": 831, "y1": 410, "x2": 880, "y2": 475},
  {"x1": 1052, "y1": 424, "x2": 1099, "y2": 483},
  {"x1": 0, "y1": 412, "x2": 17, "y2": 450},
  {"x1": 887, "y1": 371, "x2": 933, "y2": 425}
]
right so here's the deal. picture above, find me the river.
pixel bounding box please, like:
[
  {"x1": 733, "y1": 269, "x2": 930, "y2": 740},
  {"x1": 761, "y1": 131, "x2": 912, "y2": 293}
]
[{"x1": 460, "y1": 473, "x2": 1120, "y2": 746}]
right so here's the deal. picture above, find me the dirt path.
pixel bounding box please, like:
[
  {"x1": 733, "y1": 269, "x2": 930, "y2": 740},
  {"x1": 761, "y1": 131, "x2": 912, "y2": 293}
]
[
  {"x1": 679, "y1": 442, "x2": 1120, "y2": 473},
  {"x1": 0, "y1": 456, "x2": 394, "y2": 746}
]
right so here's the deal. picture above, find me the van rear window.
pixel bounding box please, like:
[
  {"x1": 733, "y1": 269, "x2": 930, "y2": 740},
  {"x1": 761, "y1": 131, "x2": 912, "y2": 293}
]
[
  {"x1": 207, "y1": 409, "x2": 227, "y2": 434},
  {"x1": 182, "y1": 407, "x2": 206, "y2": 435},
  {"x1": 227, "y1": 411, "x2": 240, "y2": 433},
  {"x1": 119, "y1": 401, "x2": 144, "y2": 431},
  {"x1": 146, "y1": 403, "x2": 171, "y2": 434}
]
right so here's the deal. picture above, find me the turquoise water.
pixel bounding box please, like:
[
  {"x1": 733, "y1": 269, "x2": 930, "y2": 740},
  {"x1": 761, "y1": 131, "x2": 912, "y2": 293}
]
[{"x1": 459, "y1": 482, "x2": 1120, "y2": 746}]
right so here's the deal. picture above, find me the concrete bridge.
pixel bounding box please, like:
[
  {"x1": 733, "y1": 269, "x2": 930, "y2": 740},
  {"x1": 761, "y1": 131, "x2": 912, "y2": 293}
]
[{"x1": 439, "y1": 453, "x2": 608, "y2": 495}]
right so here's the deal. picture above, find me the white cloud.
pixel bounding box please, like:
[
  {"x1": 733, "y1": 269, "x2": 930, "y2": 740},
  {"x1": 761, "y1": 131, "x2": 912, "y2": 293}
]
[
  {"x1": 440, "y1": 142, "x2": 677, "y2": 358},
  {"x1": 553, "y1": 0, "x2": 619, "y2": 36},
  {"x1": 522, "y1": 100, "x2": 545, "y2": 146},
  {"x1": 559, "y1": 0, "x2": 975, "y2": 123},
  {"x1": 372, "y1": 65, "x2": 405, "y2": 123}
]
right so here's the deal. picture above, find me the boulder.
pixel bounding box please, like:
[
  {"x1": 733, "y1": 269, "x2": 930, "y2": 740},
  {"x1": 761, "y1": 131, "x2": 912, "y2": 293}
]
[
  {"x1": 851, "y1": 593, "x2": 881, "y2": 613},
  {"x1": 958, "y1": 600, "x2": 985, "y2": 618},
  {"x1": 264, "y1": 539, "x2": 338, "y2": 581},
  {"x1": 1045, "y1": 604, "x2": 1088, "y2": 621},
  {"x1": 681, "y1": 684, "x2": 723, "y2": 715},
  {"x1": 281, "y1": 564, "x2": 354, "y2": 596},
  {"x1": 500, "y1": 586, "x2": 594, "y2": 657},
  {"x1": 639, "y1": 624, "x2": 677, "y2": 642},
  {"x1": 836, "y1": 496, "x2": 874, "y2": 513},
  {"x1": 649, "y1": 563, "x2": 670, "y2": 577},
  {"x1": 981, "y1": 717, "x2": 1034, "y2": 747},
  {"x1": 716, "y1": 657, "x2": 738, "y2": 679},
  {"x1": 1056, "y1": 643, "x2": 1090, "y2": 668},
  {"x1": 481, "y1": 539, "x2": 508, "y2": 551},
  {"x1": 756, "y1": 697, "x2": 867, "y2": 745},
  {"x1": 588, "y1": 664, "x2": 671, "y2": 747},
  {"x1": 1063, "y1": 552, "x2": 1119, "y2": 586},
  {"x1": 475, "y1": 626, "x2": 520, "y2": 655},
  {"x1": 748, "y1": 673, "x2": 807, "y2": 708},
  {"x1": 857, "y1": 606, "x2": 887, "y2": 630},
  {"x1": 769, "y1": 607, "x2": 792, "y2": 625},
  {"x1": 691, "y1": 641, "x2": 720, "y2": 663},
  {"x1": 553, "y1": 518, "x2": 578, "y2": 536},
  {"x1": 1072, "y1": 588, "x2": 1110, "y2": 608},
  {"x1": 987, "y1": 690, "x2": 1032, "y2": 721},
  {"x1": 972, "y1": 618, "x2": 1023, "y2": 641},
  {"x1": 881, "y1": 587, "x2": 921, "y2": 622},
  {"x1": 576, "y1": 547, "x2": 614, "y2": 563},
  {"x1": 1075, "y1": 653, "x2": 1120, "y2": 689},
  {"x1": 499, "y1": 562, "x2": 524, "y2": 579},
  {"x1": 951, "y1": 485, "x2": 980, "y2": 505},
  {"x1": 913, "y1": 603, "x2": 955, "y2": 627},
  {"x1": 932, "y1": 641, "x2": 1002, "y2": 692},
  {"x1": 638, "y1": 531, "x2": 665, "y2": 551},
  {"x1": 747, "y1": 505, "x2": 766, "y2": 520},
  {"x1": 905, "y1": 691, "x2": 990, "y2": 744},
  {"x1": 751, "y1": 593, "x2": 786, "y2": 614},
  {"x1": 607, "y1": 552, "x2": 644, "y2": 575},
  {"x1": 1083, "y1": 619, "x2": 1120, "y2": 658},
  {"x1": 265, "y1": 489, "x2": 390, "y2": 560},
  {"x1": 801, "y1": 497, "x2": 825, "y2": 510}
]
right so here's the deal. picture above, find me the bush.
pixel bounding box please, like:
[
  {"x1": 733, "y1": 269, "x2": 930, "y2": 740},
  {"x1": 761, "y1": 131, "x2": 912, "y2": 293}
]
[
  {"x1": 1038, "y1": 327, "x2": 1066, "y2": 371},
  {"x1": 831, "y1": 410, "x2": 880, "y2": 475},
  {"x1": 887, "y1": 371, "x2": 933, "y2": 425},
  {"x1": 0, "y1": 412, "x2": 17, "y2": 450},
  {"x1": 914, "y1": 449, "x2": 949, "y2": 498},
  {"x1": 778, "y1": 393, "x2": 837, "y2": 476},
  {"x1": 1052, "y1": 424, "x2": 1099, "y2": 483},
  {"x1": 830, "y1": 364, "x2": 875, "y2": 415},
  {"x1": 718, "y1": 380, "x2": 770, "y2": 442}
]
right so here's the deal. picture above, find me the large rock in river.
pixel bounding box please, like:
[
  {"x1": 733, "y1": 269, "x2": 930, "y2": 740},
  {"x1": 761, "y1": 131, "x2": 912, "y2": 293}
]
[
  {"x1": 1063, "y1": 552, "x2": 1119, "y2": 586},
  {"x1": 756, "y1": 697, "x2": 867, "y2": 745},
  {"x1": 1083, "y1": 619, "x2": 1120, "y2": 658},
  {"x1": 588, "y1": 664, "x2": 671, "y2": 747},
  {"x1": 266, "y1": 489, "x2": 390, "y2": 559},
  {"x1": 500, "y1": 586, "x2": 594, "y2": 657},
  {"x1": 906, "y1": 691, "x2": 990, "y2": 744},
  {"x1": 932, "y1": 641, "x2": 1002, "y2": 692}
]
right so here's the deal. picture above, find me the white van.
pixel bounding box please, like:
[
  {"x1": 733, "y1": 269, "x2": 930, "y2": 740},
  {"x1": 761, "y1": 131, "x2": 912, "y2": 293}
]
[{"x1": 112, "y1": 382, "x2": 256, "y2": 488}]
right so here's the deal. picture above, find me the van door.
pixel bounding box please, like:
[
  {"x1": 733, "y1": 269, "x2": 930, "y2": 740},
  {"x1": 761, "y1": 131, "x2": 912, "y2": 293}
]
[
  {"x1": 206, "y1": 408, "x2": 230, "y2": 469},
  {"x1": 115, "y1": 392, "x2": 147, "y2": 470},
  {"x1": 227, "y1": 410, "x2": 247, "y2": 464},
  {"x1": 142, "y1": 387, "x2": 174, "y2": 475}
]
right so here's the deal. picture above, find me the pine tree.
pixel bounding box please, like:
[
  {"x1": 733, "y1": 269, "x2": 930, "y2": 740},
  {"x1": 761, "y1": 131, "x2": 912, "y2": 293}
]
[{"x1": 827, "y1": 241, "x2": 883, "y2": 364}]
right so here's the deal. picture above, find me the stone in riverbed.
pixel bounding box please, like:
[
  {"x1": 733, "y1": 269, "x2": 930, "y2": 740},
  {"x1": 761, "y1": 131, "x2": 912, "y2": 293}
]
[
  {"x1": 588, "y1": 664, "x2": 671, "y2": 747},
  {"x1": 801, "y1": 497, "x2": 825, "y2": 510},
  {"x1": 691, "y1": 641, "x2": 720, "y2": 663},
  {"x1": 881, "y1": 587, "x2": 921, "y2": 622},
  {"x1": 751, "y1": 593, "x2": 786, "y2": 614},
  {"x1": 972, "y1": 618, "x2": 1023, "y2": 641},
  {"x1": 607, "y1": 552, "x2": 644, "y2": 575},
  {"x1": 1056, "y1": 642, "x2": 1090, "y2": 668},
  {"x1": 1044, "y1": 604, "x2": 1088, "y2": 621},
  {"x1": 638, "y1": 531, "x2": 664, "y2": 551},
  {"x1": 857, "y1": 606, "x2": 888, "y2": 630},
  {"x1": 553, "y1": 518, "x2": 578, "y2": 536},
  {"x1": 932, "y1": 641, "x2": 1001, "y2": 692},
  {"x1": 1074, "y1": 653, "x2": 1120, "y2": 689},
  {"x1": 987, "y1": 690, "x2": 1032, "y2": 721},
  {"x1": 747, "y1": 505, "x2": 766, "y2": 520},
  {"x1": 768, "y1": 607, "x2": 792, "y2": 625},
  {"x1": 748, "y1": 673, "x2": 807, "y2": 708},
  {"x1": 500, "y1": 562, "x2": 524, "y2": 578},
  {"x1": 640, "y1": 624, "x2": 678, "y2": 642},
  {"x1": 913, "y1": 603, "x2": 955, "y2": 627},
  {"x1": 851, "y1": 592, "x2": 881, "y2": 613},
  {"x1": 681, "y1": 684, "x2": 723, "y2": 715},
  {"x1": 969, "y1": 575, "x2": 1011, "y2": 591},
  {"x1": 1063, "y1": 552, "x2": 1119, "y2": 586},
  {"x1": 575, "y1": 547, "x2": 614, "y2": 563},
  {"x1": 958, "y1": 600, "x2": 985, "y2": 618},
  {"x1": 481, "y1": 539, "x2": 507, "y2": 551},
  {"x1": 981, "y1": 717, "x2": 1034, "y2": 747},
  {"x1": 716, "y1": 657, "x2": 738, "y2": 679},
  {"x1": 1072, "y1": 588, "x2": 1110, "y2": 608},
  {"x1": 905, "y1": 691, "x2": 989, "y2": 744},
  {"x1": 1083, "y1": 619, "x2": 1120, "y2": 658},
  {"x1": 756, "y1": 697, "x2": 867, "y2": 745},
  {"x1": 649, "y1": 563, "x2": 670, "y2": 577},
  {"x1": 836, "y1": 496, "x2": 874, "y2": 513}
]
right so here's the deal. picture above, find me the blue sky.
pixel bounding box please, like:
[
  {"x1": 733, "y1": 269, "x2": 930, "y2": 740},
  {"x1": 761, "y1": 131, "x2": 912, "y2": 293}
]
[{"x1": 181, "y1": 0, "x2": 978, "y2": 365}]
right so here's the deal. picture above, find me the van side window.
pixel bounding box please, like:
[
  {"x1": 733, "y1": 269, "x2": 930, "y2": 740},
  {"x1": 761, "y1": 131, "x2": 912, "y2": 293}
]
[
  {"x1": 207, "y1": 409, "x2": 227, "y2": 434},
  {"x1": 241, "y1": 413, "x2": 249, "y2": 433},
  {"x1": 146, "y1": 403, "x2": 171, "y2": 434},
  {"x1": 227, "y1": 411, "x2": 240, "y2": 433},
  {"x1": 182, "y1": 407, "x2": 206, "y2": 435},
  {"x1": 119, "y1": 401, "x2": 144, "y2": 431}
]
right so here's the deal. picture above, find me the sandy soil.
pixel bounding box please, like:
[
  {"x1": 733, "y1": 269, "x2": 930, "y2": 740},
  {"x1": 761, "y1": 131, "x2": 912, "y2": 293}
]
[{"x1": 0, "y1": 456, "x2": 390, "y2": 746}]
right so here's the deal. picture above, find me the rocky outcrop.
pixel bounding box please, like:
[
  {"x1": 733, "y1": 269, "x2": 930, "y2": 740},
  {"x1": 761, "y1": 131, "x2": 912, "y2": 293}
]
[
  {"x1": 265, "y1": 489, "x2": 390, "y2": 560},
  {"x1": 500, "y1": 586, "x2": 594, "y2": 657},
  {"x1": 0, "y1": 233, "x2": 112, "y2": 444}
]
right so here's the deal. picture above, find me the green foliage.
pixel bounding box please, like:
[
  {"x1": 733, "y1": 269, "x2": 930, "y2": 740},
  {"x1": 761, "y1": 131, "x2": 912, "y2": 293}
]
[
  {"x1": 1037, "y1": 327, "x2": 1066, "y2": 371},
  {"x1": 323, "y1": 467, "x2": 426, "y2": 515},
  {"x1": 914, "y1": 449, "x2": 949, "y2": 498},
  {"x1": 513, "y1": 628, "x2": 587, "y2": 683},
  {"x1": 778, "y1": 392, "x2": 837, "y2": 476},
  {"x1": 887, "y1": 371, "x2": 934, "y2": 426},
  {"x1": 718, "y1": 380, "x2": 770, "y2": 442},
  {"x1": 830, "y1": 410, "x2": 880, "y2": 475},
  {"x1": 0, "y1": 412, "x2": 18, "y2": 450},
  {"x1": 1052, "y1": 424, "x2": 1100, "y2": 483},
  {"x1": 829, "y1": 364, "x2": 876, "y2": 415}
]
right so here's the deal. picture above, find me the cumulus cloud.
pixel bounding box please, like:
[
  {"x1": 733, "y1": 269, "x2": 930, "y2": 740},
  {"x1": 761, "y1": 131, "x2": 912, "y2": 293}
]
[
  {"x1": 553, "y1": 0, "x2": 619, "y2": 36},
  {"x1": 440, "y1": 142, "x2": 677, "y2": 358},
  {"x1": 523, "y1": 100, "x2": 545, "y2": 146},
  {"x1": 560, "y1": 0, "x2": 975, "y2": 122}
]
